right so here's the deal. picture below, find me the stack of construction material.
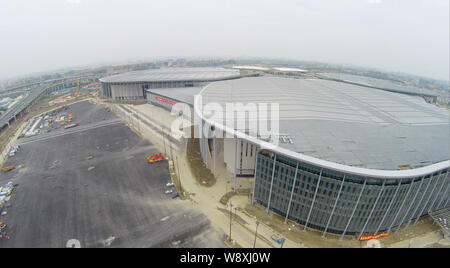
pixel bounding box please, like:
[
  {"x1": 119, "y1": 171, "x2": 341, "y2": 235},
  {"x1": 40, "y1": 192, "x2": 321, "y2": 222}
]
[{"x1": 0, "y1": 182, "x2": 14, "y2": 211}]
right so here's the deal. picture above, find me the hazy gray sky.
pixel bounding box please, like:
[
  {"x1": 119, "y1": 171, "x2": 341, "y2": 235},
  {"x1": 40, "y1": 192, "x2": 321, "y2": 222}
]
[{"x1": 0, "y1": 0, "x2": 448, "y2": 80}]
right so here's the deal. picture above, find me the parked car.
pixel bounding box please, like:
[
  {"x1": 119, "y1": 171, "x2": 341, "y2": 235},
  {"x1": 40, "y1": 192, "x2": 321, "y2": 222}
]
[{"x1": 165, "y1": 190, "x2": 173, "y2": 194}]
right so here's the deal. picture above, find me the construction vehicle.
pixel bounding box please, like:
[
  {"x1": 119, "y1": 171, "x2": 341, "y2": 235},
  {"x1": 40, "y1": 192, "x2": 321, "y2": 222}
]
[
  {"x1": 1, "y1": 166, "x2": 15, "y2": 173},
  {"x1": 147, "y1": 153, "x2": 164, "y2": 163},
  {"x1": 148, "y1": 156, "x2": 164, "y2": 163},
  {"x1": 147, "y1": 153, "x2": 161, "y2": 159}
]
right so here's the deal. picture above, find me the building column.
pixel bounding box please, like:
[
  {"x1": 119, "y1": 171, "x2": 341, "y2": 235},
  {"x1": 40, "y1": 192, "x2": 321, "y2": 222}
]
[
  {"x1": 202, "y1": 120, "x2": 208, "y2": 169},
  {"x1": 266, "y1": 154, "x2": 277, "y2": 214},
  {"x1": 387, "y1": 179, "x2": 416, "y2": 233},
  {"x1": 304, "y1": 169, "x2": 323, "y2": 232},
  {"x1": 436, "y1": 181, "x2": 450, "y2": 209},
  {"x1": 414, "y1": 171, "x2": 443, "y2": 225},
  {"x1": 358, "y1": 181, "x2": 385, "y2": 240},
  {"x1": 406, "y1": 175, "x2": 435, "y2": 229},
  {"x1": 233, "y1": 136, "x2": 238, "y2": 193},
  {"x1": 323, "y1": 175, "x2": 346, "y2": 237},
  {"x1": 199, "y1": 134, "x2": 203, "y2": 163},
  {"x1": 213, "y1": 134, "x2": 216, "y2": 179},
  {"x1": 340, "y1": 179, "x2": 367, "y2": 240},
  {"x1": 444, "y1": 191, "x2": 450, "y2": 207},
  {"x1": 204, "y1": 130, "x2": 208, "y2": 169},
  {"x1": 396, "y1": 176, "x2": 425, "y2": 232},
  {"x1": 375, "y1": 180, "x2": 402, "y2": 235},
  {"x1": 251, "y1": 149, "x2": 259, "y2": 206},
  {"x1": 199, "y1": 118, "x2": 204, "y2": 163},
  {"x1": 427, "y1": 170, "x2": 449, "y2": 213},
  {"x1": 285, "y1": 163, "x2": 299, "y2": 224}
]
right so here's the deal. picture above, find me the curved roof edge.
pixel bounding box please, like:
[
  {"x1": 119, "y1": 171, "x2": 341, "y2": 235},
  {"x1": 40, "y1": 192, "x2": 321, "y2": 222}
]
[
  {"x1": 194, "y1": 88, "x2": 449, "y2": 180},
  {"x1": 99, "y1": 67, "x2": 241, "y2": 84}
]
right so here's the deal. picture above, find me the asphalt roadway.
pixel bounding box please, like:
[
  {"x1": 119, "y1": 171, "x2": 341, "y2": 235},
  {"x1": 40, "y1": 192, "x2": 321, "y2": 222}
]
[
  {"x1": 0, "y1": 85, "x2": 46, "y2": 130},
  {"x1": 0, "y1": 100, "x2": 226, "y2": 248}
]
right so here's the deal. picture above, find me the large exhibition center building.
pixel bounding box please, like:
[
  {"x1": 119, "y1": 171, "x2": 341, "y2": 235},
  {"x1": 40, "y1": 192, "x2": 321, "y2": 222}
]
[
  {"x1": 101, "y1": 67, "x2": 450, "y2": 238},
  {"x1": 99, "y1": 67, "x2": 240, "y2": 100}
]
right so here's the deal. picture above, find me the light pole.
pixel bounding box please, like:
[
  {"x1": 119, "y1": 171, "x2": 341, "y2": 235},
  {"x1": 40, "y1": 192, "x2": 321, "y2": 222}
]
[
  {"x1": 229, "y1": 202, "x2": 233, "y2": 242},
  {"x1": 253, "y1": 221, "x2": 259, "y2": 248},
  {"x1": 162, "y1": 126, "x2": 167, "y2": 154},
  {"x1": 176, "y1": 157, "x2": 182, "y2": 195},
  {"x1": 134, "y1": 112, "x2": 140, "y2": 132}
]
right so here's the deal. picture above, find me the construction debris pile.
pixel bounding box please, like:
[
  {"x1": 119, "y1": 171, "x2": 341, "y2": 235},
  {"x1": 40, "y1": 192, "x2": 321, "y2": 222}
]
[
  {"x1": 0, "y1": 181, "x2": 16, "y2": 240},
  {"x1": 19, "y1": 106, "x2": 78, "y2": 139},
  {"x1": 49, "y1": 95, "x2": 73, "y2": 106},
  {"x1": 8, "y1": 145, "x2": 19, "y2": 157}
]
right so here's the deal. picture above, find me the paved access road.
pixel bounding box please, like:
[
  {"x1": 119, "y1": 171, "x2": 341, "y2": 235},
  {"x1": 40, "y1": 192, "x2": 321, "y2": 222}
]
[
  {"x1": 0, "y1": 86, "x2": 46, "y2": 129},
  {"x1": 0, "y1": 101, "x2": 226, "y2": 248}
]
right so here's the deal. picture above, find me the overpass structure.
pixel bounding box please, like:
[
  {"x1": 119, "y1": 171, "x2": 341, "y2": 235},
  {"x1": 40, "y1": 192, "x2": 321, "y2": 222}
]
[
  {"x1": 0, "y1": 85, "x2": 53, "y2": 131},
  {"x1": 0, "y1": 74, "x2": 105, "y2": 133}
]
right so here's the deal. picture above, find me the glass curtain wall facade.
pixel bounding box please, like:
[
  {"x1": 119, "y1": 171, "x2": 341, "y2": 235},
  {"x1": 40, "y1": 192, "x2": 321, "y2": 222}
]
[
  {"x1": 102, "y1": 83, "x2": 112, "y2": 98},
  {"x1": 101, "y1": 81, "x2": 202, "y2": 100},
  {"x1": 253, "y1": 152, "x2": 449, "y2": 237}
]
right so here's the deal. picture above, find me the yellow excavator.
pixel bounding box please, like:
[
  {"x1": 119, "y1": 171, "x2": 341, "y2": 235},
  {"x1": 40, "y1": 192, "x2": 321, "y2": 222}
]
[{"x1": 1, "y1": 165, "x2": 14, "y2": 173}]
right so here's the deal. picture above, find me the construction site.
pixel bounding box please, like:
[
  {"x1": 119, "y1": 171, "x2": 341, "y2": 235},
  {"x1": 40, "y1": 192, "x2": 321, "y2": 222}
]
[
  {"x1": 106, "y1": 100, "x2": 450, "y2": 248},
  {"x1": 0, "y1": 100, "x2": 226, "y2": 247},
  {"x1": 0, "y1": 67, "x2": 448, "y2": 248}
]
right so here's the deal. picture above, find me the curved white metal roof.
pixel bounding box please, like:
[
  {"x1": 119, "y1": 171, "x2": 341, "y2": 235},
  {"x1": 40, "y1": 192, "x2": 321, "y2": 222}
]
[
  {"x1": 99, "y1": 67, "x2": 240, "y2": 83},
  {"x1": 195, "y1": 76, "x2": 450, "y2": 178}
]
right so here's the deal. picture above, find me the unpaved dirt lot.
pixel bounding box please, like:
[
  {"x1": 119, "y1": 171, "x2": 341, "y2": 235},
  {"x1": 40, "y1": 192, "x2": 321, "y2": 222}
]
[{"x1": 186, "y1": 137, "x2": 216, "y2": 187}]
